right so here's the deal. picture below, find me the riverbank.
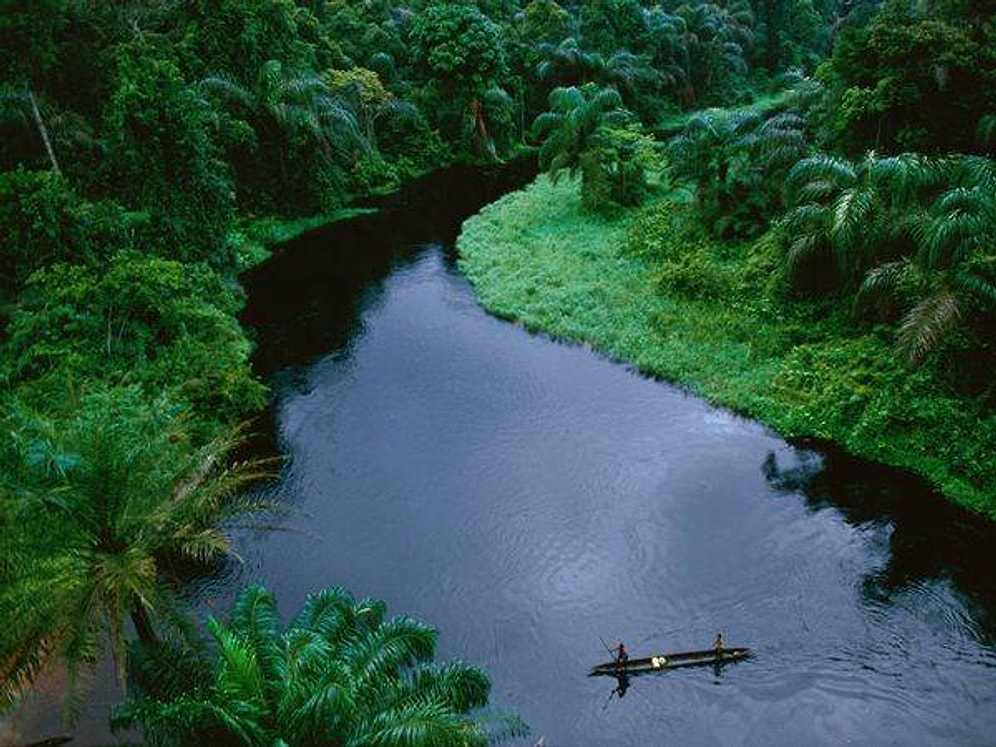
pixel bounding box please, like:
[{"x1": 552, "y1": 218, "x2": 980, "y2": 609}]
[{"x1": 457, "y1": 176, "x2": 996, "y2": 518}]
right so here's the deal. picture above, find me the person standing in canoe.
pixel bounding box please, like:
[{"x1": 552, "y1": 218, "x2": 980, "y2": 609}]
[
  {"x1": 615, "y1": 641, "x2": 628, "y2": 670},
  {"x1": 714, "y1": 632, "x2": 724, "y2": 658}
]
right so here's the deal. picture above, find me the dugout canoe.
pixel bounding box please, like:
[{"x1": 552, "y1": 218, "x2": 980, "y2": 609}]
[{"x1": 589, "y1": 647, "x2": 751, "y2": 676}]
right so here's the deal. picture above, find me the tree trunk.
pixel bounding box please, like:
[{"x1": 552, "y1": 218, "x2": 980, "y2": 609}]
[
  {"x1": 131, "y1": 604, "x2": 159, "y2": 648},
  {"x1": 26, "y1": 85, "x2": 60, "y2": 175},
  {"x1": 470, "y1": 96, "x2": 496, "y2": 161}
]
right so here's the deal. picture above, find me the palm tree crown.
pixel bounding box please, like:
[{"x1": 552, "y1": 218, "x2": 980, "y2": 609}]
[
  {"x1": 114, "y1": 584, "x2": 528, "y2": 747},
  {"x1": 0, "y1": 388, "x2": 272, "y2": 710}
]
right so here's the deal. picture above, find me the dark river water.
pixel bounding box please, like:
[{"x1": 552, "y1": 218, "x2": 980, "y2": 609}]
[
  {"x1": 236, "y1": 168, "x2": 996, "y2": 747},
  {"x1": 9, "y1": 166, "x2": 995, "y2": 746}
]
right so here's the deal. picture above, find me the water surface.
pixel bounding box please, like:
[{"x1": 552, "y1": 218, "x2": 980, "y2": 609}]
[{"x1": 239, "y1": 171, "x2": 996, "y2": 747}]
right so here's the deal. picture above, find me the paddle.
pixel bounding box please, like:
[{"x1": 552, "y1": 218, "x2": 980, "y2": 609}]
[{"x1": 598, "y1": 635, "x2": 616, "y2": 660}]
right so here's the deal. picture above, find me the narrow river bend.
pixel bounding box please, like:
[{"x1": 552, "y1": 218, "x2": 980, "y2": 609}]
[{"x1": 241, "y1": 167, "x2": 996, "y2": 747}]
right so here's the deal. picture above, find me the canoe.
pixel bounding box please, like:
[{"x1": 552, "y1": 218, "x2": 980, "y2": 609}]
[{"x1": 589, "y1": 647, "x2": 751, "y2": 676}]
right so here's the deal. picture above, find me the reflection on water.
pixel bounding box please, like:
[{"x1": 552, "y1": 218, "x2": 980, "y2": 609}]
[{"x1": 763, "y1": 448, "x2": 996, "y2": 643}]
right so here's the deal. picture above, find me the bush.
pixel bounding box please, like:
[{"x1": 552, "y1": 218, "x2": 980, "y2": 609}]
[
  {"x1": 3, "y1": 252, "x2": 265, "y2": 432},
  {"x1": 0, "y1": 169, "x2": 145, "y2": 291},
  {"x1": 655, "y1": 247, "x2": 731, "y2": 299}
]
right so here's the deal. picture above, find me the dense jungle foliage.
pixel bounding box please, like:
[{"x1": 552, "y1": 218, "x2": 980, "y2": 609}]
[{"x1": 1, "y1": 0, "x2": 993, "y2": 743}]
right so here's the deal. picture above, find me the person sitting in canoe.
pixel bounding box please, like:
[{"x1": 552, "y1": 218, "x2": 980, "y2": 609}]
[
  {"x1": 714, "y1": 632, "x2": 724, "y2": 658},
  {"x1": 615, "y1": 641, "x2": 628, "y2": 669}
]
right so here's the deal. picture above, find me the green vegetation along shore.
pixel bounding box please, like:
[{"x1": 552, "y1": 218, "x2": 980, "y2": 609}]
[{"x1": 458, "y1": 176, "x2": 996, "y2": 518}]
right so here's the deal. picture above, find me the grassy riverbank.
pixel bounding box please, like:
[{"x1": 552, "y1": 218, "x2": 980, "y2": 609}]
[{"x1": 458, "y1": 176, "x2": 996, "y2": 518}]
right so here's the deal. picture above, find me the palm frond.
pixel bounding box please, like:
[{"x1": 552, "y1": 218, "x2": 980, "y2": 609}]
[
  {"x1": 859, "y1": 258, "x2": 915, "y2": 300},
  {"x1": 953, "y1": 268, "x2": 996, "y2": 308},
  {"x1": 474, "y1": 709, "x2": 531, "y2": 743},
  {"x1": 361, "y1": 699, "x2": 485, "y2": 747},
  {"x1": 921, "y1": 209, "x2": 984, "y2": 268},
  {"x1": 290, "y1": 586, "x2": 355, "y2": 641},
  {"x1": 229, "y1": 585, "x2": 286, "y2": 703},
  {"x1": 406, "y1": 662, "x2": 492, "y2": 713},
  {"x1": 897, "y1": 289, "x2": 961, "y2": 365},
  {"x1": 830, "y1": 185, "x2": 877, "y2": 258},
  {"x1": 209, "y1": 617, "x2": 266, "y2": 705},
  {"x1": 786, "y1": 155, "x2": 855, "y2": 202},
  {"x1": 785, "y1": 232, "x2": 829, "y2": 269},
  {"x1": 347, "y1": 616, "x2": 437, "y2": 687},
  {"x1": 198, "y1": 75, "x2": 252, "y2": 109}
]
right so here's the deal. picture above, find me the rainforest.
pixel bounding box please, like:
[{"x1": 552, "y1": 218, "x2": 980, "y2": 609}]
[{"x1": 1, "y1": 1, "x2": 994, "y2": 745}]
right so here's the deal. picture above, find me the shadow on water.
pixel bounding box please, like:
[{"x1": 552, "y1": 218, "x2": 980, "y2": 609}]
[
  {"x1": 762, "y1": 444, "x2": 996, "y2": 640},
  {"x1": 241, "y1": 160, "x2": 535, "y2": 379}
]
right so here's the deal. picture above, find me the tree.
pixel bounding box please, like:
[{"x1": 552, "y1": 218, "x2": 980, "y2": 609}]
[
  {"x1": 409, "y1": 3, "x2": 510, "y2": 158},
  {"x1": 0, "y1": 83, "x2": 61, "y2": 173},
  {"x1": 535, "y1": 37, "x2": 605, "y2": 89},
  {"x1": 532, "y1": 84, "x2": 657, "y2": 211},
  {"x1": 859, "y1": 156, "x2": 996, "y2": 365},
  {"x1": 0, "y1": 169, "x2": 144, "y2": 290},
  {"x1": 675, "y1": 1, "x2": 755, "y2": 108},
  {"x1": 535, "y1": 41, "x2": 661, "y2": 119},
  {"x1": 178, "y1": 0, "x2": 318, "y2": 82},
  {"x1": 0, "y1": 0, "x2": 71, "y2": 173},
  {"x1": 113, "y1": 584, "x2": 528, "y2": 746},
  {"x1": 581, "y1": 122, "x2": 659, "y2": 211},
  {"x1": 578, "y1": 0, "x2": 648, "y2": 56},
  {"x1": 669, "y1": 106, "x2": 807, "y2": 236},
  {"x1": 0, "y1": 388, "x2": 273, "y2": 711},
  {"x1": 643, "y1": 8, "x2": 692, "y2": 101},
  {"x1": 532, "y1": 84, "x2": 627, "y2": 182},
  {"x1": 780, "y1": 151, "x2": 939, "y2": 289},
  {"x1": 101, "y1": 46, "x2": 236, "y2": 265},
  {"x1": 820, "y1": 0, "x2": 994, "y2": 154},
  {"x1": 200, "y1": 59, "x2": 365, "y2": 213},
  {"x1": 781, "y1": 150, "x2": 996, "y2": 370},
  {"x1": 3, "y1": 251, "x2": 266, "y2": 427},
  {"x1": 751, "y1": 0, "x2": 825, "y2": 72},
  {"x1": 325, "y1": 67, "x2": 414, "y2": 148},
  {"x1": 312, "y1": 0, "x2": 405, "y2": 71},
  {"x1": 520, "y1": 0, "x2": 571, "y2": 48}
]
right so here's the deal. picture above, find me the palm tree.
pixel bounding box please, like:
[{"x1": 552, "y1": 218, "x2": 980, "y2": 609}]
[
  {"x1": 113, "y1": 584, "x2": 528, "y2": 746},
  {"x1": 782, "y1": 150, "x2": 995, "y2": 365},
  {"x1": 643, "y1": 8, "x2": 691, "y2": 98},
  {"x1": 780, "y1": 151, "x2": 941, "y2": 286},
  {"x1": 0, "y1": 388, "x2": 274, "y2": 711},
  {"x1": 601, "y1": 51, "x2": 661, "y2": 109},
  {"x1": 535, "y1": 37, "x2": 605, "y2": 89},
  {"x1": 675, "y1": 1, "x2": 754, "y2": 108},
  {"x1": 200, "y1": 59, "x2": 365, "y2": 193},
  {"x1": 668, "y1": 108, "x2": 760, "y2": 205},
  {"x1": 531, "y1": 83, "x2": 628, "y2": 184},
  {"x1": 860, "y1": 156, "x2": 996, "y2": 363},
  {"x1": 668, "y1": 106, "x2": 806, "y2": 235}
]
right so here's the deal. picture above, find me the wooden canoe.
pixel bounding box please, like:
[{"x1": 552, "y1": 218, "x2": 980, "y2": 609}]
[{"x1": 589, "y1": 647, "x2": 751, "y2": 676}]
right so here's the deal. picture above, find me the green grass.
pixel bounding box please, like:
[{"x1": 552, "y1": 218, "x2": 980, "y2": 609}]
[{"x1": 458, "y1": 176, "x2": 996, "y2": 519}]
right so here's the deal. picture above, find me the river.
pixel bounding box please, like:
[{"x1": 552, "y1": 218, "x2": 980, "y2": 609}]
[
  {"x1": 238, "y1": 167, "x2": 996, "y2": 747},
  {"x1": 10, "y1": 166, "x2": 995, "y2": 746}
]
